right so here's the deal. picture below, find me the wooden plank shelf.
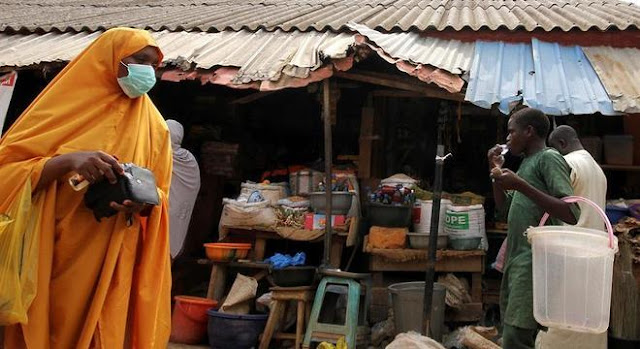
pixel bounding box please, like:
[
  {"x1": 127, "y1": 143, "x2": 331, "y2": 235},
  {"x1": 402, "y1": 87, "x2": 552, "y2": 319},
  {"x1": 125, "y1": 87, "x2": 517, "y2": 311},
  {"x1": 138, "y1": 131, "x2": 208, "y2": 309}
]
[{"x1": 486, "y1": 228, "x2": 508, "y2": 235}]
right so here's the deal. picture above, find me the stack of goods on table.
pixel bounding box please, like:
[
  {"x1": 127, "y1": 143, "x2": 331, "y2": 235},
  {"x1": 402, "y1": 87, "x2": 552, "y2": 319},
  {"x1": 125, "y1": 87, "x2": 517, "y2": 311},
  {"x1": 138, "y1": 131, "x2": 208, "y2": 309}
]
[
  {"x1": 412, "y1": 196, "x2": 451, "y2": 250},
  {"x1": 415, "y1": 187, "x2": 488, "y2": 251},
  {"x1": 366, "y1": 174, "x2": 416, "y2": 250},
  {"x1": 217, "y1": 169, "x2": 359, "y2": 235},
  {"x1": 305, "y1": 175, "x2": 354, "y2": 231},
  {"x1": 274, "y1": 196, "x2": 310, "y2": 230},
  {"x1": 218, "y1": 180, "x2": 286, "y2": 230},
  {"x1": 276, "y1": 171, "x2": 358, "y2": 232},
  {"x1": 366, "y1": 173, "x2": 488, "y2": 252}
]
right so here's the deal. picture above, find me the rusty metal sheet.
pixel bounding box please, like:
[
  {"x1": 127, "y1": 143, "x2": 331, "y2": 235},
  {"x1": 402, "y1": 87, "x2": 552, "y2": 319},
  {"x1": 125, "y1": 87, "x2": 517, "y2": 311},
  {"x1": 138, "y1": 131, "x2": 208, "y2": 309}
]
[{"x1": 583, "y1": 46, "x2": 640, "y2": 114}]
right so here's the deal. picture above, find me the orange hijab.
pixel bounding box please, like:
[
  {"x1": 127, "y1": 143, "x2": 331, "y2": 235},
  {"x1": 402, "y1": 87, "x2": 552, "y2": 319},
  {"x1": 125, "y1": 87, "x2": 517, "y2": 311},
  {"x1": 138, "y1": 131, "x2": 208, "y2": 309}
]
[{"x1": 1, "y1": 28, "x2": 172, "y2": 348}]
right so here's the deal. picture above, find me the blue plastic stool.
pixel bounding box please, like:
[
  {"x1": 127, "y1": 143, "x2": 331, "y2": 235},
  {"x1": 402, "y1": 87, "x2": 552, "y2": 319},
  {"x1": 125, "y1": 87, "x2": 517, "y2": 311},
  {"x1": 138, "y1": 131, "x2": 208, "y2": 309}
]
[{"x1": 302, "y1": 271, "x2": 371, "y2": 348}]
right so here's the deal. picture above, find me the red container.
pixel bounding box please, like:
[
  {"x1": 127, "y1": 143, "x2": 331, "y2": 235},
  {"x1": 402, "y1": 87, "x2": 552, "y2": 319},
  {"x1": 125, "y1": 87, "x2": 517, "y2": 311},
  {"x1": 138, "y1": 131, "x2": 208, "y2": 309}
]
[{"x1": 170, "y1": 296, "x2": 218, "y2": 344}]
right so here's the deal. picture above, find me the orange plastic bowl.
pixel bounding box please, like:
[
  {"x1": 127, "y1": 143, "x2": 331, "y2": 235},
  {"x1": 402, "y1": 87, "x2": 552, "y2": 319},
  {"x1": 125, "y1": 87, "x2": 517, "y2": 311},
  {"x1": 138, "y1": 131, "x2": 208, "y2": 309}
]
[{"x1": 204, "y1": 243, "x2": 252, "y2": 261}]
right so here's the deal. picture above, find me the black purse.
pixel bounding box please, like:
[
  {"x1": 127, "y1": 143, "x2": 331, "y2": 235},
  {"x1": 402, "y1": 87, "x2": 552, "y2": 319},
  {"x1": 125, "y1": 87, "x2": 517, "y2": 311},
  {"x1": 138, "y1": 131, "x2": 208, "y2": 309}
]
[{"x1": 84, "y1": 163, "x2": 160, "y2": 221}]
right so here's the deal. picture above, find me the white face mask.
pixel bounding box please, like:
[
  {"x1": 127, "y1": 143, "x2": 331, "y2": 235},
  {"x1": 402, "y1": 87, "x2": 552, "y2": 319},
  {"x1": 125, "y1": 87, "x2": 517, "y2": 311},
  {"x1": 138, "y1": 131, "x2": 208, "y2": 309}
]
[{"x1": 117, "y1": 62, "x2": 156, "y2": 98}]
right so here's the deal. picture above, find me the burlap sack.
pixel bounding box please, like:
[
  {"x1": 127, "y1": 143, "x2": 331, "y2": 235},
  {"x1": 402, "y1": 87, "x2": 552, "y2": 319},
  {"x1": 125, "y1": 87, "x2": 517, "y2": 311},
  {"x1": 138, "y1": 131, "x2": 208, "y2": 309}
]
[
  {"x1": 385, "y1": 331, "x2": 446, "y2": 349},
  {"x1": 220, "y1": 274, "x2": 258, "y2": 315}
]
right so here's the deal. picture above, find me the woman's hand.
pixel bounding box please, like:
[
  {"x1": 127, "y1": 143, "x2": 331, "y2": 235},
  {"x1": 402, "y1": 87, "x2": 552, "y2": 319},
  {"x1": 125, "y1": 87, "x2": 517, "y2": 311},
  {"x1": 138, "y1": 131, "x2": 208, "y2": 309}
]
[
  {"x1": 35, "y1": 151, "x2": 123, "y2": 192},
  {"x1": 68, "y1": 151, "x2": 123, "y2": 184}
]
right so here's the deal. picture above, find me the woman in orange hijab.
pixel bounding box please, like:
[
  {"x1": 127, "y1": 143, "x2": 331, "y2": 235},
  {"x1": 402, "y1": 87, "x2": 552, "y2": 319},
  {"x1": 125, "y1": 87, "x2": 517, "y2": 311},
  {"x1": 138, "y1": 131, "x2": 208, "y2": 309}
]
[{"x1": 1, "y1": 28, "x2": 172, "y2": 348}]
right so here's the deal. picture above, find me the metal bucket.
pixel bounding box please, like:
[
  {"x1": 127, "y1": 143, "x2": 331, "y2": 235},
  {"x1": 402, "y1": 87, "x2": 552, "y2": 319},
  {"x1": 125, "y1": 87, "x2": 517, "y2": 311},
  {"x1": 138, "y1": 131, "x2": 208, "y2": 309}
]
[{"x1": 388, "y1": 282, "x2": 446, "y2": 342}]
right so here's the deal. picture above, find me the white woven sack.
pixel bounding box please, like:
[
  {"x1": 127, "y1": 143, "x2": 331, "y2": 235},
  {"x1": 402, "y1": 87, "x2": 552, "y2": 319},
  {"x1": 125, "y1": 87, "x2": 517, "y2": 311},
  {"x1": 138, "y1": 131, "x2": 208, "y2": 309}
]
[
  {"x1": 240, "y1": 182, "x2": 287, "y2": 206},
  {"x1": 444, "y1": 205, "x2": 488, "y2": 250},
  {"x1": 219, "y1": 199, "x2": 277, "y2": 228}
]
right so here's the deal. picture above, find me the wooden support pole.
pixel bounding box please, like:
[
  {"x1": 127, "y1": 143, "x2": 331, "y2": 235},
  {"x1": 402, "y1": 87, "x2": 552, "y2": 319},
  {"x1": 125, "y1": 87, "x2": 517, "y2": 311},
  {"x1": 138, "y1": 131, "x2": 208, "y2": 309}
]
[
  {"x1": 207, "y1": 264, "x2": 228, "y2": 301},
  {"x1": 358, "y1": 101, "x2": 375, "y2": 179},
  {"x1": 322, "y1": 78, "x2": 333, "y2": 268}
]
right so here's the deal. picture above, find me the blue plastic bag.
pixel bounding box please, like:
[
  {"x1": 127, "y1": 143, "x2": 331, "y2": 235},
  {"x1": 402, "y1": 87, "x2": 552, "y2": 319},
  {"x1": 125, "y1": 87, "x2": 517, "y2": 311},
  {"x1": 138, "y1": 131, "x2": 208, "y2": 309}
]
[{"x1": 264, "y1": 252, "x2": 306, "y2": 269}]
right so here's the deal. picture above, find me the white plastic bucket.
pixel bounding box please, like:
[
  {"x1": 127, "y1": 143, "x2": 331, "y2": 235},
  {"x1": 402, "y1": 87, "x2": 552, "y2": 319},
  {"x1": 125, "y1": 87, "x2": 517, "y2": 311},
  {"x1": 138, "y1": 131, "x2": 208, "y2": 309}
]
[
  {"x1": 527, "y1": 196, "x2": 618, "y2": 334},
  {"x1": 413, "y1": 199, "x2": 451, "y2": 235}
]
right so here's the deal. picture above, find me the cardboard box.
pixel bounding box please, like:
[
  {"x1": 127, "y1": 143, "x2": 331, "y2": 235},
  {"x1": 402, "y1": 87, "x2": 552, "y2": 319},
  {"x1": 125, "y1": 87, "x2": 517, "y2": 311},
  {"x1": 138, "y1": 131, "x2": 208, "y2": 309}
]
[{"x1": 304, "y1": 213, "x2": 346, "y2": 230}]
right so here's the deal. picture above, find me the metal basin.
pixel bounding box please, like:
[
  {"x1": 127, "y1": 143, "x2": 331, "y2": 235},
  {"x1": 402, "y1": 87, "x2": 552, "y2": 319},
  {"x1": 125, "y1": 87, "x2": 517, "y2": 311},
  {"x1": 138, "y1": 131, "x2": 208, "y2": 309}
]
[
  {"x1": 308, "y1": 191, "x2": 353, "y2": 215},
  {"x1": 407, "y1": 233, "x2": 448, "y2": 249}
]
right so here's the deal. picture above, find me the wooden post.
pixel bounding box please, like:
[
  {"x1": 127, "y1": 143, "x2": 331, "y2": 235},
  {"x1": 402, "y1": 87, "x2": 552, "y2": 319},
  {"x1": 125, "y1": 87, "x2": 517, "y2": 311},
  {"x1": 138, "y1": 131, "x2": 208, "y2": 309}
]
[
  {"x1": 358, "y1": 100, "x2": 375, "y2": 179},
  {"x1": 471, "y1": 273, "x2": 483, "y2": 303},
  {"x1": 207, "y1": 264, "x2": 228, "y2": 301},
  {"x1": 322, "y1": 79, "x2": 333, "y2": 268},
  {"x1": 329, "y1": 237, "x2": 343, "y2": 269},
  {"x1": 253, "y1": 237, "x2": 267, "y2": 261},
  {"x1": 296, "y1": 301, "x2": 305, "y2": 349}
]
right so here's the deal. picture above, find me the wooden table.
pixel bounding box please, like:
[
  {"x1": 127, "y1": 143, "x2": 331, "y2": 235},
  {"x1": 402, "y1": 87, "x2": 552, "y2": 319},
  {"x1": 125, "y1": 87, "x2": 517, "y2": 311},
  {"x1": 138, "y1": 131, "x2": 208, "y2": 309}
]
[
  {"x1": 220, "y1": 226, "x2": 347, "y2": 265},
  {"x1": 204, "y1": 226, "x2": 347, "y2": 301},
  {"x1": 368, "y1": 249, "x2": 486, "y2": 322}
]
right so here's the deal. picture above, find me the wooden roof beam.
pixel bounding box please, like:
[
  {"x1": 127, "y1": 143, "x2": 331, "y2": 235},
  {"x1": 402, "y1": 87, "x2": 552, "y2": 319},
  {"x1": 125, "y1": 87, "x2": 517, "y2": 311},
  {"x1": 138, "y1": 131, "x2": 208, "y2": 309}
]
[{"x1": 334, "y1": 70, "x2": 465, "y2": 102}]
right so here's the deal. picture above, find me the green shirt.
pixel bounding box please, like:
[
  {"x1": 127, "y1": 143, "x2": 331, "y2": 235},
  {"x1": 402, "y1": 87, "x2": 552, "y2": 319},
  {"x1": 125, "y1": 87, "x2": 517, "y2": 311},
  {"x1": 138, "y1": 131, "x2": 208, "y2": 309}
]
[{"x1": 500, "y1": 148, "x2": 578, "y2": 329}]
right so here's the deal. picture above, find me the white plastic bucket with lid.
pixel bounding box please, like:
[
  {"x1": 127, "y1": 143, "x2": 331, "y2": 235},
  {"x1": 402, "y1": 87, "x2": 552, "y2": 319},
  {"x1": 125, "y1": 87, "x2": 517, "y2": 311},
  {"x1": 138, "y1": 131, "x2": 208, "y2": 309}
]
[
  {"x1": 527, "y1": 196, "x2": 618, "y2": 334},
  {"x1": 413, "y1": 199, "x2": 451, "y2": 235}
]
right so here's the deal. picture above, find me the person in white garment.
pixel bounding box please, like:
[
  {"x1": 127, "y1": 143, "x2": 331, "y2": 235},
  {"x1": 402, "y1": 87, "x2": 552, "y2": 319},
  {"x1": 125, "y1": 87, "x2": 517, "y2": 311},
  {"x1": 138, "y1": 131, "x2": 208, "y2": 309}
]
[
  {"x1": 538, "y1": 125, "x2": 608, "y2": 349},
  {"x1": 167, "y1": 119, "x2": 201, "y2": 258}
]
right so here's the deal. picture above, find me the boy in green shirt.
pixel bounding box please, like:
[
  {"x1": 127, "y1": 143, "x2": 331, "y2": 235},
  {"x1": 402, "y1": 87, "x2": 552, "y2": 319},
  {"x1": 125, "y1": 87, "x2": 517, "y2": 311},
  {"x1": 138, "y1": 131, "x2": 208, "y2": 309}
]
[{"x1": 488, "y1": 108, "x2": 579, "y2": 349}]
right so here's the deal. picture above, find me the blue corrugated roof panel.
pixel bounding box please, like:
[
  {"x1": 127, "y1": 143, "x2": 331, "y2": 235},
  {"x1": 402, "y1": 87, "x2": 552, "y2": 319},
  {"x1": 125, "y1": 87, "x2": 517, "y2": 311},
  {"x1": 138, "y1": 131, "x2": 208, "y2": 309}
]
[{"x1": 465, "y1": 39, "x2": 617, "y2": 116}]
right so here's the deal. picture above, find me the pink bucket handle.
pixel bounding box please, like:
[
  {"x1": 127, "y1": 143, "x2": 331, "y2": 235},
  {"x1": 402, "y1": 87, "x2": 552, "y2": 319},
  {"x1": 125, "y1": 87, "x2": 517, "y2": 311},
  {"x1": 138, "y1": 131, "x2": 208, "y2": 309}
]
[{"x1": 538, "y1": 196, "x2": 615, "y2": 249}]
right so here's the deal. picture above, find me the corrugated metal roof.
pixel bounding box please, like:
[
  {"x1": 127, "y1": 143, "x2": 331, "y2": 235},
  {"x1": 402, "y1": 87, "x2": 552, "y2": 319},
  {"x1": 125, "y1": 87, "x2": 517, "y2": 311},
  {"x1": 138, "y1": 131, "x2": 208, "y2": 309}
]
[
  {"x1": 1, "y1": 0, "x2": 640, "y2": 33},
  {"x1": 156, "y1": 30, "x2": 356, "y2": 83},
  {"x1": 349, "y1": 22, "x2": 474, "y2": 75},
  {"x1": 0, "y1": 30, "x2": 356, "y2": 84},
  {"x1": 465, "y1": 39, "x2": 617, "y2": 116},
  {"x1": 0, "y1": 31, "x2": 100, "y2": 67},
  {"x1": 583, "y1": 46, "x2": 640, "y2": 114}
]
